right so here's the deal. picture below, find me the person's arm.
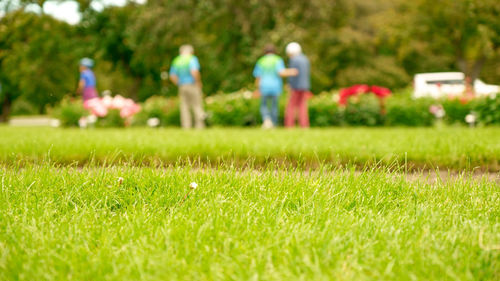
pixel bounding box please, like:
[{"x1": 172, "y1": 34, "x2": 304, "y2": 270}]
[
  {"x1": 169, "y1": 74, "x2": 179, "y2": 86},
  {"x1": 189, "y1": 57, "x2": 202, "y2": 89},
  {"x1": 253, "y1": 77, "x2": 261, "y2": 98},
  {"x1": 77, "y1": 79, "x2": 85, "y2": 94},
  {"x1": 191, "y1": 69, "x2": 202, "y2": 89},
  {"x1": 169, "y1": 63, "x2": 178, "y2": 86},
  {"x1": 253, "y1": 63, "x2": 261, "y2": 97},
  {"x1": 277, "y1": 58, "x2": 298, "y2": 77},
  {"x1": 279, "y1": 68, "x2": 298, "y2": 77}
]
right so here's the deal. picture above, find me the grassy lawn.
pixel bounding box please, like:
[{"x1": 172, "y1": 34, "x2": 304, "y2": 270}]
[
  {"x1": 1, "y1": 127, "x2": 498, "y2": 280},
  {"x1": 1, "y1": 126, "x2": 499, "y2": 170},
  {"x1": 0, "y1": 165, "x2": 498, "y2": 280}
]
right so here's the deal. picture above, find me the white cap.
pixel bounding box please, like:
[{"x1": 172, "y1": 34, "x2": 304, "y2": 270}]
[{"x1": 286, "y1": 42, "x2": 302, "y2": 56}]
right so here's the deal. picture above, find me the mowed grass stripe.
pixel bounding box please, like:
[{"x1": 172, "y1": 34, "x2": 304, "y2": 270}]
[
  {"x1": 1, "y1": 127, "x2": 500, "y2": 170},
  {"x1": 0, "y1": 165, "x2": 498, "y2": 280}
]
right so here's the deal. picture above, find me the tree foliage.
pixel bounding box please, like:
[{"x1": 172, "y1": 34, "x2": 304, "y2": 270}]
[
  {"x1": 0, "y1": 0, "x2": 499, "y2": 120},
  {"x1": 0, "y1": 10, "x2": 79, "y2": 119}
]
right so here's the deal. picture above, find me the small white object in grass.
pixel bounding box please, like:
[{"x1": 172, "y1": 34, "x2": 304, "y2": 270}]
[
  {"x1": 189, "y1": 182, "x2": 198, "y2": 190},
  {"x1": 87, "y1": 114, "x2": 97, "y2": 124},
  {"x1": 117, "y1": 177, "x2": 124, "y2": 185},
  {"x1": 147, "y1": 117, "x2": 160, "y2": 127},
  {"x1": 465, "y1": 113, "x2": 476, "y2": 124},
  {"x1": 78, "y1": 117, "x2": 88, "y2": 128},
  {"x1": 435, "y1": 108, "x2": 445, "y2": 119}
]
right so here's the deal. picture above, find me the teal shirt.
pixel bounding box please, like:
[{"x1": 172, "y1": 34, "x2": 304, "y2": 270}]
[
  {"x1": 170, "y1": 55, "x2": 200, "y2": 85},
  {"x1": 253, "y1": 54, "x2": 285, "y2": 96}
]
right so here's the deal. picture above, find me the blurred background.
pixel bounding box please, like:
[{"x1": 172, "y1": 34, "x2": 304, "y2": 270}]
[{"x1": 0, "y1": 0, "x2": 499, "y2": 122}]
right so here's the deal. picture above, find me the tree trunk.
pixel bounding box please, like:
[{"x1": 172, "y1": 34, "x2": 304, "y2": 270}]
[
  {"x1": 0, "y1": 96, "x2": 12, "y2": 123},
  {"x1": 457, "y1": 57, "x2": 485, "y2": 96}
]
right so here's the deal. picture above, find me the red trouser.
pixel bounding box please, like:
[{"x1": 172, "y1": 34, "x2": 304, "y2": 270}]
[{"x1": 285, "y1": 90, "x2": 310, "y2": 128}]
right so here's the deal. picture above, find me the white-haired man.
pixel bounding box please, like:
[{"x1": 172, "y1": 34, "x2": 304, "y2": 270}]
[
  {"x1": 169, "y1": 45, "x2": 205, "y2": 129},
  {"x1": 284, "y1": 42, "x2": 311, "y2": 128}
]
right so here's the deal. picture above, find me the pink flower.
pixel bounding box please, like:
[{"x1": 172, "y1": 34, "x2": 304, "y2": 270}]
[
  {"x1": 83, "y1": 98, "x2": 108, "y2": 117},
  {"x1": 92, "y1": 104, "x2": 108, "y2": 117},
  {"x1": 101, "y1": 96, "x2": 113, "y2": 108},
  {"x1": 83, "y1": 98, "x2": 100, "y2": 110},
  {"x1": 429, "y1": 104, "x2": 445, "y2": 118},
  {"x1": 120, "y1": 104, "x2": 141, "y2": 118},
  {"x1": 83, "y1": 95, "x2": 140, "y2": 121},
  {"x1": 111, "y1": 95, "x2": 127, "y2": 109},
  {"x1": 429, "y1": 105, "x2": 440, "y2": 115}
]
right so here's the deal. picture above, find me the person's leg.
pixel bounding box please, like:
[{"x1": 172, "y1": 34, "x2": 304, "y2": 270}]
[
  {"x1": 270, "y1": 95, "x2": 279, "y2": 126},
  {"x1": 191, "y1": 85, "x2": 206, "y2": 129},
  {"x1": 179, "y1": 86, "x2": 192, "y2": 129},
  {"x1": 285, "y1": 90, "x2": 299, "y2": 127},
  {"x1": 260, "y1": 95, "x2": 271, "y2": 123},
  {"x1": 298, "y1": 90, "x2": 310, "y2": 128}
]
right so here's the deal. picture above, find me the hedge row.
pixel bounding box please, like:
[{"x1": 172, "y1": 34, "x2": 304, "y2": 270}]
[{"x1": 52, "y1": 90, "x2": 500, "y2": 127}]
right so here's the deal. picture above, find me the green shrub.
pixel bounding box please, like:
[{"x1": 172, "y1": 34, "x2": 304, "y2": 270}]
[
  {"x1": 308, "y1": 93, "x2": 343, "y2": 126},
  {"x1": 343, "y1": 94, "x2": 384, "y2": 126},
  {"x1": 442, "y1": 98, "x2": 473, "y2": 125},
  {"x1": 473, "y1": 94, "x2": 500, "y2": 125},
  {"x1": 205, "y1": 91, "x2": 261, "y2": 127},
  {"x1": 50, "y1": 97, "x2": 87, "y2": 127},
  {"x1": 133, "y1": 96, "x2": 179, "y2": 127},
  {"x1": 51, "y1": 91, "x2": 500, "y2": 128},
  {"x1": 96, "y1": 109, "x2": 125, "y2": 127},
  {"x1": 385, "y1": 95, "x2": 434, "y2": 126}
]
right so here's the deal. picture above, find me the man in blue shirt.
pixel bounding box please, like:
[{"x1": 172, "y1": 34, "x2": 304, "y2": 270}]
[
  {"x1": 284, "y1": 42, "x2": 311, "y2": 128},
  {"x1": 253, "y1": 44, "x2": 297, "y2": 128},
  {"x1": 170, "y1": 45, "x2": 205, "y2": 129}
]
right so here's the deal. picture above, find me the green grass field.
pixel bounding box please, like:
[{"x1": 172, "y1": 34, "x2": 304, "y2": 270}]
[
  {"x1": 1, "y1": 127, "x2": 499, "y2": 280},
  {"x1": 1, "y1": 165, "x2": 499, "y2": 280},
  {"x1": 2, "y1": 127, "x2": 499, "y2": 170}
]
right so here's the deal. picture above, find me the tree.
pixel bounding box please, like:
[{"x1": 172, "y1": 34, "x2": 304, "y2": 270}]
[
  {"x1": 125, "y1": 0, "x2": 351, "y2": 97},
  {"x1": 409, "y1": 0, "x2": 500, "y2": 89},
  {"x1": 0, "y1": 10, "x2": 79, "y2": 120}
]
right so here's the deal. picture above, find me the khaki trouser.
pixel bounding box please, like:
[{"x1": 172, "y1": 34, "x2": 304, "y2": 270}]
[{"x1": 179, "y1": 84, "x2": 205, "y2": 129}]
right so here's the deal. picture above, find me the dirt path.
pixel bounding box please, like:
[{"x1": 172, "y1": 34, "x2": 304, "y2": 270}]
[{"x1": 8, "y1": 116, "x2": 58, "y2": 127}]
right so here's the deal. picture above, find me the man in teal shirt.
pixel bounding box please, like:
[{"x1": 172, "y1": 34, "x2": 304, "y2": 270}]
[
  {"x1": 253, "y1": 44, "x2": 297, "y2": 128},
  {"x1": 170, "y1": 45, "x2": 205, "y2": 129}
]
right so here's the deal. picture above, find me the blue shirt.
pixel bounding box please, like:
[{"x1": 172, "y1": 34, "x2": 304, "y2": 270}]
[
  {"x1": 253, "y1": 54, "x2": 285, "y2": 96},
  {"x1": 288, "y1": 54, "x2": 310, "y2": 90},
  {"x1": 80, "y1": 69, "x2": 96, "y2": 89},
  {"x1": 170, "y1": 55, "x2": 200, "y2": 85}
]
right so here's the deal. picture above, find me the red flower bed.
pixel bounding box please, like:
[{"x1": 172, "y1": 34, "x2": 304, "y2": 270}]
[{"x1": 339, "y1": 84, "x2": 391, "y2": 106}]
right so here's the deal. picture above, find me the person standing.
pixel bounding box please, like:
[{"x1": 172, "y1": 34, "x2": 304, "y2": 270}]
[
  {"x1": 253, "y1": 44, "x2": 297, "y2": 129},
  {"x1": 169, "y1": 45, "x2": 205, "y2": 129},
  {"x1": 284, "y1": 42, "x2": 311, "y2": 128},
  {"x1": 78, "y1": 58, "x2": 98, "y2": 102}
]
